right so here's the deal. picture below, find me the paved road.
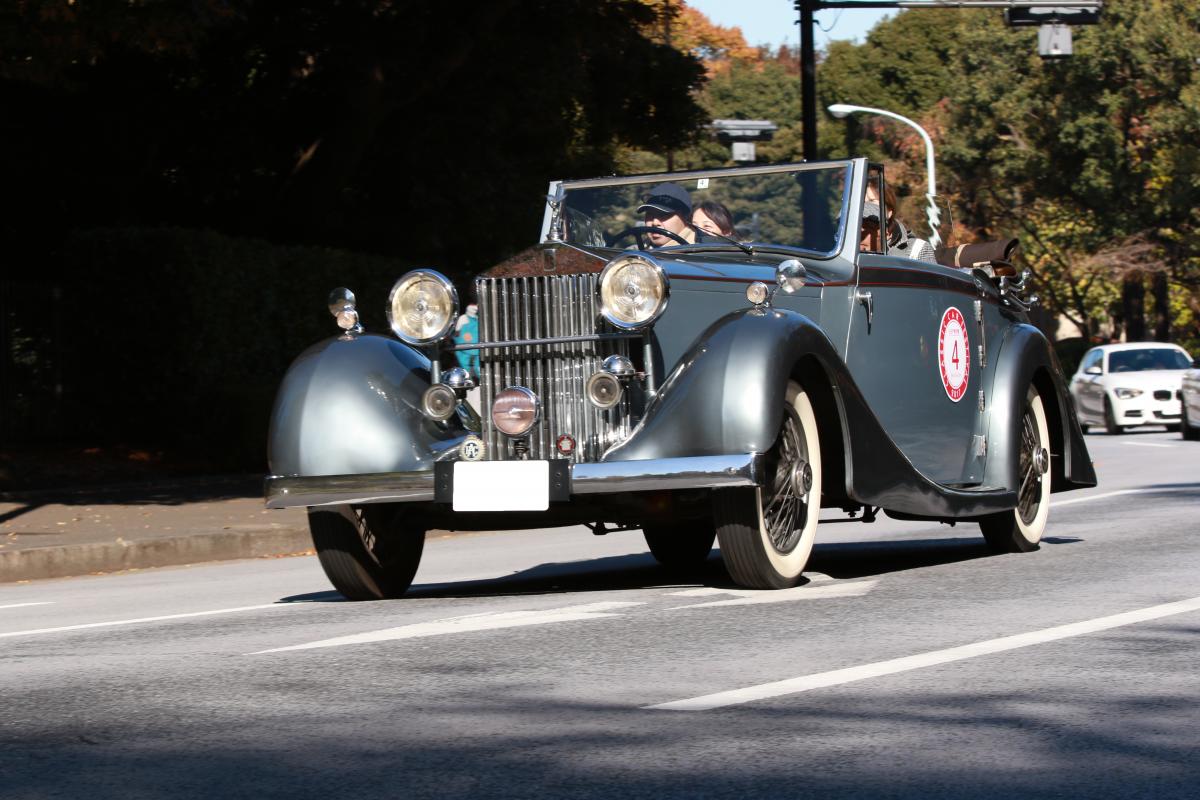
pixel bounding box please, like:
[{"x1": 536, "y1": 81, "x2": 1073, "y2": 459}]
[{"x1": 2, "y1": 429, "x2": 1197, "y2": 799}]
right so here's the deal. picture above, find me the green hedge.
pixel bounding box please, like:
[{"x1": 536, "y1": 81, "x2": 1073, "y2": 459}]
[{"x1": 55, "y1": 227, "x2": 416, "y2": 470}]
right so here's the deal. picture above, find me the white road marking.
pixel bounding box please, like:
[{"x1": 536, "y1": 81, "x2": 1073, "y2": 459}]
[
  {"x1": 646, "y1": 596, "x2": 1200, "y2": 711},
  {"x1": 0, "y1": 602, "x2": 54, "y2": 611},
  {"x1": 0, "y1": 604, "x2": 292, "y2": 639},
  {"x1": 252, "y1": 600, "x2": 644, "y2": 654},
  {"x1": 1055, "y1": 486, "x2": 1197, "y2": 507},
  {"x1": 668, "y1": 581, "x2": 877, "y2": 609},
  {"x1": 1121, "y1": 442, "x2": 1174, "y2": 449}
]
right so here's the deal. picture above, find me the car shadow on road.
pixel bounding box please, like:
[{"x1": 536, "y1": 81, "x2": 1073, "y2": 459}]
[{"x1": 284, "y1": 530, "x2": 1065, "y2": 602}]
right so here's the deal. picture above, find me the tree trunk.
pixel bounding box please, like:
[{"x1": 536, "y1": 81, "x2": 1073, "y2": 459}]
[
  {"x1": 1151, "y1": 271, "x2": 1170, "y2": 342},
  {"x1": 1121, "y1": 275, "x2": 1146, "y2": 341}
]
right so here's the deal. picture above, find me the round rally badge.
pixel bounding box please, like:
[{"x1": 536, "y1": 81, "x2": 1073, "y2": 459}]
[
  {"x1": 459, "y1": 435, "x2": 485, "y2": 462},
  {"x1": 938, "y1": 307, "x2": 970, "y2": 402}
]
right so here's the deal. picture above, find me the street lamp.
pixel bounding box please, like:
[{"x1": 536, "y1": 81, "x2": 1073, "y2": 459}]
[{"x1": 828, "y1": 103, "x2": 942, "y2": 248}]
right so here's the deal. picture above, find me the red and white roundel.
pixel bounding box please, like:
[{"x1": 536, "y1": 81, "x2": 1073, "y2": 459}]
[{"x1": 938, "y1": 307, "x2": 970, "y2": 402}]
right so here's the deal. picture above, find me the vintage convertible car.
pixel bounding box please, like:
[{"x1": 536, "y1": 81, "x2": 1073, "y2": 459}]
[{"x1": 265, "y1": 159, "x2": 1096, "y2": 599}]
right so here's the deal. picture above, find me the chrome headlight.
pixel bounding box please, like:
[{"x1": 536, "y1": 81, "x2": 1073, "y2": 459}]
[
  {"x1": 597, "y1": 254, "x2": 669, "y2": 329},
  {"x1": 387, "y1": 270, "x2": 459, "y2": 345}
]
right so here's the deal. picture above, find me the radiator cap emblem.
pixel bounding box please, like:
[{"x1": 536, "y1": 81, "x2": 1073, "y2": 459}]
[
  {"x1": 556, "y1": 434, "x2": 576, "y2": 456},
  {"x1": 460, "y1": 435, "x2": 485, "y2": 462}
]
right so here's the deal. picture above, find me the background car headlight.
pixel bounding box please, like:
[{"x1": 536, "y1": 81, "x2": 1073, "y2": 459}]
[
  {"x1": 1113, "y1": 388, "x2": 1143, "y2": 399},
  {"x1": 598, "y1": 255, "x2": 668, "y2": 329},
  {"x1": 387, "y1": 270, "x2": 458, "y2": 345}
]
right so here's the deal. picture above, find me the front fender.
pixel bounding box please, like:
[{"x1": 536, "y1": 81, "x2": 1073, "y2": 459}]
[
  {"x1": 268, "y1": 334, "x2": 465, "y2": 477},
  {"x1": 605, "y1": 307, "x2": 837, "y2": 461},
  {"x1": 983, "y1": 323, "x2": 1096, "y2": 493}
]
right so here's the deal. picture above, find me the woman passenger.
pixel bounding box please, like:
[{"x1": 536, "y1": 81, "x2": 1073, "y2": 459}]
[{"x1": 692, "y1": 200, "x2": 736, "y2": 239}]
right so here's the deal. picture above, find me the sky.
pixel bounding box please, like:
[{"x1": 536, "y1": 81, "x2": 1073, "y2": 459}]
[{"x1": 685, "y1": 0, "x2": 895, "y2": 49}]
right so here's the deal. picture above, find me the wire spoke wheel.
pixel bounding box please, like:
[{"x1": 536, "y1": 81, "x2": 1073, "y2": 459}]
[
  {"x1": 1016, "y1": 404, "x2": 1044, "y2": 526},
  {"x1": 980, "y1": 385, "x2": 1051, "y2": 553},
  {"x1": 714, "y1": 381, "x2": 822, "y2": 589},
  {"x1": 762, "y1": 406, "x2": 811, "y2": 554}
]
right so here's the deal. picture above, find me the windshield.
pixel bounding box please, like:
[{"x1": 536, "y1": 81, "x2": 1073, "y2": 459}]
[
  {"x1": 548, "y1": 163, "x2": 851, "y2": 257},
  {"x1": 1107, "y1": 348, "x2": 1191, "y2": 372}
]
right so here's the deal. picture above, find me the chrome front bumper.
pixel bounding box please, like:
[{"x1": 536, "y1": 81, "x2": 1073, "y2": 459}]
[{"x1": 264, "y1": 453, "x2": 764, "y2": 509}]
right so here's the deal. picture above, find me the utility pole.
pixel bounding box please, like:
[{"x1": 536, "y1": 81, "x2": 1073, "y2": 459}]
[{"x1": 793, "y1": 1, "x2": 1103, "y2": 161}]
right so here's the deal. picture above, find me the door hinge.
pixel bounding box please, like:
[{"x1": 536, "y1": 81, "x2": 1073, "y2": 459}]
[
  {"x1": 978, "y1": 390, "x2": 986, "y2": 412},
  {"x1": 973, "y1": 434, "x2": 988, "y2": 457}
]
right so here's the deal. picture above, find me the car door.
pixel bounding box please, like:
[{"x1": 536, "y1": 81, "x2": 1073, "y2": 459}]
[
  {"x1": 844, "y1": 252, "x2": 992, "y2": 485},
  {"x1": 1072, "y1": 348, "x2": 1104, "y2": 421}
]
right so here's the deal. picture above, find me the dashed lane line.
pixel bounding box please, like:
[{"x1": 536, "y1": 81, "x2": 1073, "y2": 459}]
[
  {"x1": 250, "y1": 601, "x2": 645, "y2": 654},
  {"x1": 646, "y1": 595, "x2": 1200, "y2": 711},
  {"x1": 1055, "y1": 486, "x2": 1197, "y2": 507},
  {"x1": 0, "y1": 602, "x2": 53, "y2": 611},
  {"x1": 666, "y1": 581, "x2": 878, "y2": 609},
  {"x1": 0, "y1": 603, "x2": 295, "y2": 639},
  {"x1": 1121, "y1": 441, "x2": 1175, "y2": 449}
]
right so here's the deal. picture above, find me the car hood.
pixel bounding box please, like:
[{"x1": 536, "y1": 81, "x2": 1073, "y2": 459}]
[
  {"x1": 480, "y1": 242, "x2": 842, "y2": 289},
  {"x1": 1101, "y1": 370, "x2": 1186, "y2": 388}
]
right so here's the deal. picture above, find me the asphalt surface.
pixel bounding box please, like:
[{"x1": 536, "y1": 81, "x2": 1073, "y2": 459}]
[{"x1": 1, "y1": 427, "x2": 1198, "y2": 799}]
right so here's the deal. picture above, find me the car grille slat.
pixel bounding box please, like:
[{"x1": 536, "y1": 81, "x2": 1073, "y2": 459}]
[{"x1": 475, "y1": 274, "x2": 631, "y2": 463}]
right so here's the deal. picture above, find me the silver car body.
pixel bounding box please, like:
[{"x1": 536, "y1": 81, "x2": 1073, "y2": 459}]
[{"x1": 266, "y1": 159, "x2": 1095, "y2": 527}]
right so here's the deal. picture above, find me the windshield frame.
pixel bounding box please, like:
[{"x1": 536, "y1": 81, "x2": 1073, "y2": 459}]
[{"x1": 540, "y1": 160, "x2": 857, "y2": 261}]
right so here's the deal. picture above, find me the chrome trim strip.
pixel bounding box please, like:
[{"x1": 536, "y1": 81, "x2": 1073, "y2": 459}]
[
  {"x1": 448, "y1": 332, "x2": 639, "y2": 352},
  {"x1": 265, "y1": 473, "x2": 436, "y2": 509},
  {"x1": 264, "y1": 453, "x2": 763, "y2": 509},
  {"x1": 558, "y1": 160, "x2": 853, "y2": 189}
]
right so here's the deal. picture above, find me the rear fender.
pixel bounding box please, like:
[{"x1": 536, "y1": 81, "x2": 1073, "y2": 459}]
[
  {"x1": 268, "y1": 334, "x2": 465, "y2": 477},
  {"x1": 983, "y1": 324, "x2": 1097, "y2": 493}
]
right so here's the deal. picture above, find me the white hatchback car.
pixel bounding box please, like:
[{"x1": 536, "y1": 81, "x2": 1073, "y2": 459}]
[{"x1": 1069, "y1": 342, "x2": 1193, "y2": 434}]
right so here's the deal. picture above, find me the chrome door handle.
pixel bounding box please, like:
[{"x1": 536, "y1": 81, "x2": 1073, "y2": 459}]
[{"x1": 855, "y1": 290, "x2": 874, "y2": 330}]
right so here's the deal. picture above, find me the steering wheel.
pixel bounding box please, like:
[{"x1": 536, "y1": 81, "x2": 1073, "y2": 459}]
[{"x1": 608, "y1": 225, "x2": 689, "y2": 251}]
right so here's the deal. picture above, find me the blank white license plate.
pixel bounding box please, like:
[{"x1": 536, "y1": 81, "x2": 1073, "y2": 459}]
[{"x1": 453, "y1": 460, "x2": 550, "y2": 512}]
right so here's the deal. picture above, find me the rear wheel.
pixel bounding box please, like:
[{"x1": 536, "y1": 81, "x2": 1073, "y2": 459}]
[
  {"x1": 714, "y1": 382, "x2": 821, "y2": 589},
  {"x1": 980, "y1": 386, "x2": 1051, "y2": 553},
  {"x1": 643, "y1": 521, "x2": 716, "y2": 572},
  {"x1": 308, "y1": 505, "x2": 425, "y2": 600}
]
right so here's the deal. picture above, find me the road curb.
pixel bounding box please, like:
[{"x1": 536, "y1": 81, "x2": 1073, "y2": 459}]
[{"x1": 0, "y1": 528, "x2": 313, "y2": 583}]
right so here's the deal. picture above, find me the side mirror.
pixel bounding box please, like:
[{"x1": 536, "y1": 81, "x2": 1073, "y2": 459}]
[{"x1": 1085, "y1": 365, "x2": 1102, "y2": 375}]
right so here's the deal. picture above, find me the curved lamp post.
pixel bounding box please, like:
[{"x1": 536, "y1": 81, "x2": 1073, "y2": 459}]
[{"x1": 828, "y1": 103, "x2": 942, "y2": 248}]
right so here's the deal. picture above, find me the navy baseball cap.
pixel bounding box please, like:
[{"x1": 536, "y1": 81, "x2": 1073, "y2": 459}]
[{"x1": 638, "y1": 182, "x2": 692, "y2": 218}]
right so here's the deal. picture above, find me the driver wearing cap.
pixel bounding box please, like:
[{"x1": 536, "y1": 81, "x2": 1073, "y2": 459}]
[{"x1": 638, "y1": 183, "x2": 697, "y2": 248}]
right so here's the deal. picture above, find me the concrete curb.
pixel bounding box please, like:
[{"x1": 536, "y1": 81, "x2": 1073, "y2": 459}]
[{"x1": 0, "y1": 528, "x2": 313, "y2": 583}]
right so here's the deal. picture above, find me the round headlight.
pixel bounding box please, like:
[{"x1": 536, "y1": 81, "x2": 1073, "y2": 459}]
[
  {"x1": 387, "y1": 270, "x2": 459, "y2": 345},
  {"x1": 598, "y1": 255, "x2": 669, "y2": 329},
  {"x1": 491, "y1": 386, "x2": 540, "y2": 438}
]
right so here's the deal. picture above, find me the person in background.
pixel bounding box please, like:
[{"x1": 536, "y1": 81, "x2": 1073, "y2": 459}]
[
  {"x1": 637, "y1": 183, "x2": 696, "y2": 248},
  {"x1": 692, "y1": 200, "x2": 736, "y2": 238},
  {"x1": 453, "y1": 303, "x2": 480, "y2": 378},
  {"x1": 865, "y1": 182, "x2": 936, "y2": 262}
]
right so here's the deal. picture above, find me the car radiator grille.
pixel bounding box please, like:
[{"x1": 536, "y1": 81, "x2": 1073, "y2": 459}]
[{"x1": 476, "y1": 275, "x2": 636, "y2": 463}]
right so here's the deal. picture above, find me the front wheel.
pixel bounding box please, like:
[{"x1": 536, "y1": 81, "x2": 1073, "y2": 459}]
[
  {"x1": 308, "y1": 505, "x2": 425, "y2": 600},
  {"x1": 714, "y1": 382, "x2": 822, "y2": 589},
  {"x1": 979, "y1": 386, "x2": 1051, "y2": 553},
  {"x1": 1103, "y1": 397, "x2": 1124, "y2": 435}
]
